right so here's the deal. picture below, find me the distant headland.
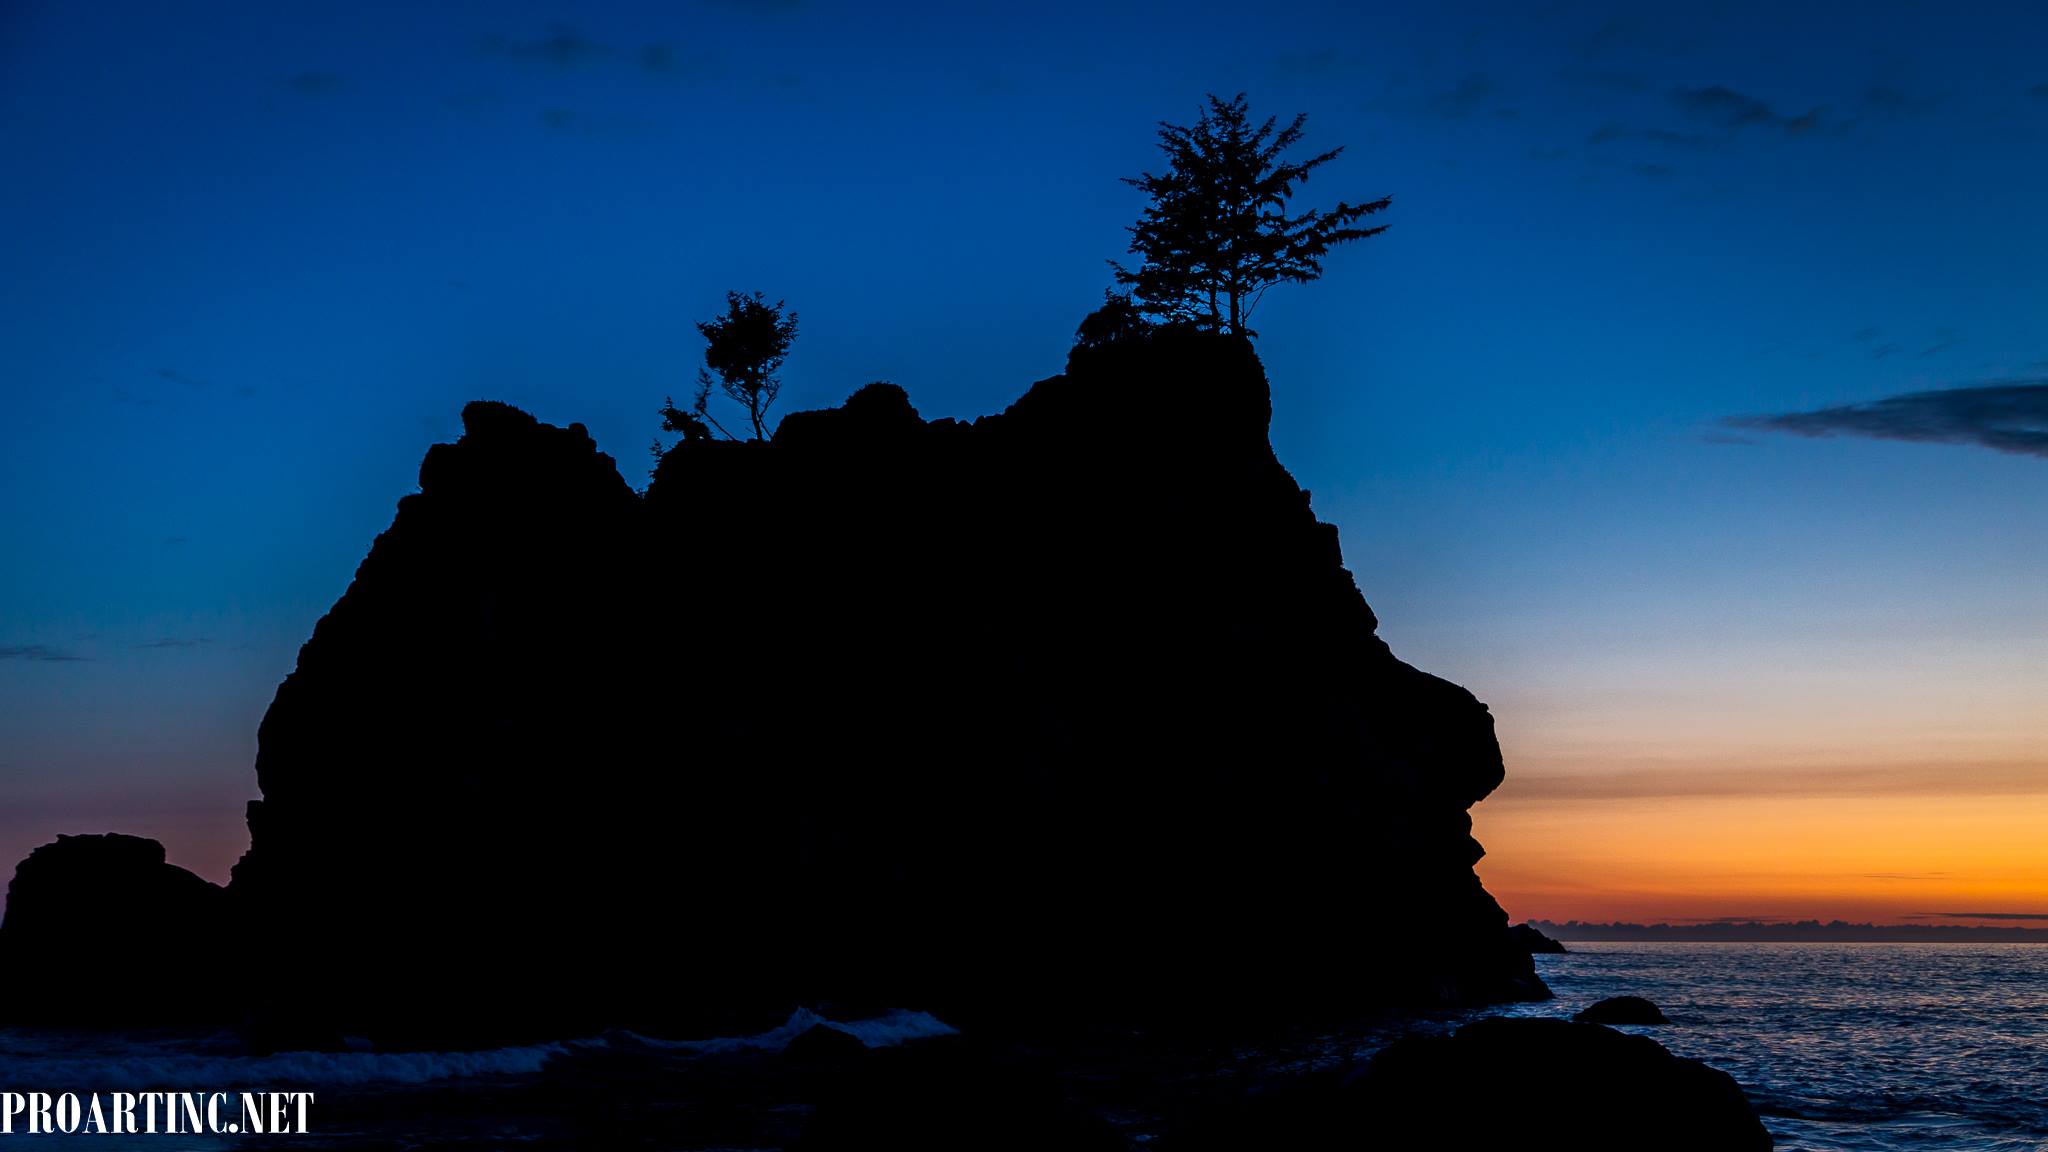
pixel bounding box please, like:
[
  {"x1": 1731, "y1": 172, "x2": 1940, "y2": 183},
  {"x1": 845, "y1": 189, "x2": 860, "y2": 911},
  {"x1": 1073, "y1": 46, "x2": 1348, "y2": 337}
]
[{"x1": 1534, "y1": 919, "x2": 2048, "y2": 943}]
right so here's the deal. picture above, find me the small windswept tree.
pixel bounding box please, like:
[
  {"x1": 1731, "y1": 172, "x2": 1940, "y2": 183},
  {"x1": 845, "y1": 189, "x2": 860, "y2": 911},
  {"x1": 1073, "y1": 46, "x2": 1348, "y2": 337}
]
[
  {"x1": 1114, "y1": 93, "x2": 1389, "y2": 336},
  {"x1": 690, "y1": 291, "x2": 799, "y2": 441}
]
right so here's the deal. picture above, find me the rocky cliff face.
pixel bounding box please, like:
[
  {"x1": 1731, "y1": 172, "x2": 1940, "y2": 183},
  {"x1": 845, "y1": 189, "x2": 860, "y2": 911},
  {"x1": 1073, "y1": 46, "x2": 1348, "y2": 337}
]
[{"x1": 7, "y1": 328, "x2": 1544, "y2": 1045}]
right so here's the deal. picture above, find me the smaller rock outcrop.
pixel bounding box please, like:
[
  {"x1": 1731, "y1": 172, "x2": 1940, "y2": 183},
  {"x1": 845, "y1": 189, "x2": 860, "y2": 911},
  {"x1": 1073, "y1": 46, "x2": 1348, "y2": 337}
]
[
  {"x1": 1356, "y1": 1017, "x2": 1766, "y2": 1150},
  {"x1": 0, "y1": 834, "x2": 227, "y2": 1027},
  {"x1": 1512, "y1": 922, "x2": 1568, "y2": 954},
  {"x1": 1575, "y1": 995, "x2": 1670, "y2": 1025}
]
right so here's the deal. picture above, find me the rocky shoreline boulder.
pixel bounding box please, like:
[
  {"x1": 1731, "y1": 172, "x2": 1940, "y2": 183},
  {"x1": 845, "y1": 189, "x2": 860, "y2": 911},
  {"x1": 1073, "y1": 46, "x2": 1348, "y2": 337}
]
[
  {"x1": 1356, "y1": 1017, "x2": 1769, "y2": 1149},
  {"x1": 1576, "y1": 995, "x2": 1672, "y2": 1025},
  {"x1": 0, "y1": 834, "x2": 227, "y2": 1027}
]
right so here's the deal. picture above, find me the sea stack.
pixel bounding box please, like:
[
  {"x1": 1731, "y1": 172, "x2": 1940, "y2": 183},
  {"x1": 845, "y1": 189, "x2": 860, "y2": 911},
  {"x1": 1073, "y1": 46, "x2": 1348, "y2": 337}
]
[{"x1": 4, "y1": 329, "x2": 1547, "y2": 1045}]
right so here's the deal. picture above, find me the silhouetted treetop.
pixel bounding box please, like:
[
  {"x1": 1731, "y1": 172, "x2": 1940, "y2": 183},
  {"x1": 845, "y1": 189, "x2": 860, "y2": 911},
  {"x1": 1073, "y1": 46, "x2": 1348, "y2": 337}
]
[
  {"x1": 692, "y1": 291, "x2": 798, "y2": 441},
  {"x1": 659, "y1": 395, "x2": 713, "y2": 442},
  {"x1": 1072, "y1": 290, "x2": 1154, "y2": 352},
  {"x1": 1114, "y1": 93, "x2": 1389, "y2": 336}
]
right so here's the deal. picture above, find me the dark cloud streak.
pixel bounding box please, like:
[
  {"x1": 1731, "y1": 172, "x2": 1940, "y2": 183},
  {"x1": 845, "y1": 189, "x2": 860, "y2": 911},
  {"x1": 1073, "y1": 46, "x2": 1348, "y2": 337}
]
[
  {"x1": 1500, "y1": 760, "x2": 2048, "y2": 802},
  {"x1": 639, "y1": 43, "x2": 722, "y2": 80},
  {"x1": 1728, "y1": 381, "x2": 2048, "y2": 458},
  {"x1": 1425, "y1": 73, "x2": 1501, "y2": 120},
  {"x1": 0, "y1": 645, "x2": 86, "y2": 663},
  {"x1": 481, "y1": 26, "x2": 612, "y2": 67},
  {"x1": 1670, "y1": 84, "x2": 1822, "y2": 135},
  {"x1": 1272, "y1": 49, "x2": 1354, "y2": 78},
  {"x1": 280, "y1": 72, "x2": 343, "y2": 96}
]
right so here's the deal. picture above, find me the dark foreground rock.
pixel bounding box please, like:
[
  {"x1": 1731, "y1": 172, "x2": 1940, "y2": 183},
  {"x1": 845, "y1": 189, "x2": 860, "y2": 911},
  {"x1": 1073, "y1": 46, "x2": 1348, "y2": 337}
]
[
  {"x1": 781, "y1": 1023, "x2": 869, "y2": 1067},
  {"x1": 1512, "y1": 922, "x2": 1568, "y2": 953},
  {"x1": 797, "y1": 1035, "x2": 1122, "y2": 1152},
  {"x1": 3, "y1": 327, "x2": 1547, "y2": 1045},
  {"x1": 1154, "y1": 1015, "x2": 1765, "y2": 1151},
  {"x1": 0, "y1": 834, "x2": 226, "y2": 1026},
  {"x1": 1357, "y1": 1017, "x2": 1767, "y2": 1150},
  {"x1": 1576, "y1": 995, "x2": 1671, "y2": 1025}
]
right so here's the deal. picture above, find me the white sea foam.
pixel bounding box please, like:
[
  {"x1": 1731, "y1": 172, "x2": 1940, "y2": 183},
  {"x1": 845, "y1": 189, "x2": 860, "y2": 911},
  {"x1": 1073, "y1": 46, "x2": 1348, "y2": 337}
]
[
  {"x1": 0, "y1": 1007, "x2": 956, "y2": 1089},
  {"x1": 616, "y1": 1006, "x2": 957, "y2": 1055},
  {"x1": 0, "y1": 1039, "x2": 579, "y2": 1090}
]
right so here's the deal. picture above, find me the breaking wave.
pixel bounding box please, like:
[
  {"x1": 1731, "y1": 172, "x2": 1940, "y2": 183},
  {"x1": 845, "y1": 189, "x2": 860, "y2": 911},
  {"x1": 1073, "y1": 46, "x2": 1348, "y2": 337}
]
[{"x1": 0, "y1": 1008, "x2": 956, "y2": 1090}]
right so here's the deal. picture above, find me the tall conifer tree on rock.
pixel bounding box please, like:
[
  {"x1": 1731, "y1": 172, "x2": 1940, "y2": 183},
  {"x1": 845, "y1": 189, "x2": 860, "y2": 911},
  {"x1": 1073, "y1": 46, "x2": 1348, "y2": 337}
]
[{"x1": 1114, "y1": 93, "x2": 1389, "y2": 336}]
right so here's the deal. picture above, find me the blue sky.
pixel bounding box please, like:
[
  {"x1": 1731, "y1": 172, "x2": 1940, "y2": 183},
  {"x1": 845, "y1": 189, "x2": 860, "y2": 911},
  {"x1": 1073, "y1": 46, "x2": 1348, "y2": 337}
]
[{"x1": 2, "y1": 1, "x2": 2044, "y2": 914}]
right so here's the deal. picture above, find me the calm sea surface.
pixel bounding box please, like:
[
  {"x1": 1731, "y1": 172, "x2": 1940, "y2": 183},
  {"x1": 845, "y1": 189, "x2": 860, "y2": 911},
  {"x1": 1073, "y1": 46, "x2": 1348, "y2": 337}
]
[{"x1": 1503, "y1": 943, "x2": 2048, "y2": 1151}]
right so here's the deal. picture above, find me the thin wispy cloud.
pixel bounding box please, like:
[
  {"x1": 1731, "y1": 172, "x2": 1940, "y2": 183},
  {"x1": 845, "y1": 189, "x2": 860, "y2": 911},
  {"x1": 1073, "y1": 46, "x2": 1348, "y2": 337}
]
[
  {"x1": 280, "y1": 71, "x2": 343, "y2": 96},
  {"x1": 1930, "y1": 911, "x2": 2048, "y2": 921},
  {"x1": 1858, "y1": 81, "x2": 1943, "y2": 122},
  {"x1": 1573, "y1": 16, "x2": 1698, "y2": 60},
  {"x1": 0, "y1": 645, "x2": 86, "y2": 663},
  {"x1": 481, "y1": 25, "x2": 612, "y2": 67},
  {"x1": 1727, "y1": 381, "x2": 2048, "y2": 458},
  {"x1": 1670, "y1": 84, "x2": 1823, "y2": 136},
  {"x1": 638, "y1": 43, "x2": 722, "y2": 80},
  {"x1": 1425, "y1": 74, "x2": 1504, "y2": 120},
  {"x1": 639, "y1": 43, "x2": 682, "y2": 75},
  {"x1": 1499, "y1": 760, "x2": 2048, "y2": 802},
  {"x1": 482, "y1": 26, "x2": 718, "y2": 85},
  {"x1": 1272, "y1": 49, "x2": 1355, "y2": 79},
  {"x1": 1589, "y1": 83, "x2": 1830, "y2": 153},
  {"x1": 1918, "y1": 329, "x2": 1962, "y2": 358},
  {"x1": 1587, "y1": 123, "x2": 1713, "y2": 150},
  {"x1": 137, "y1": 637, "x2": 211, "y2": 650},
  {"x1": 1561, "y1": 66, "x2": 1650, "y2": 94}
]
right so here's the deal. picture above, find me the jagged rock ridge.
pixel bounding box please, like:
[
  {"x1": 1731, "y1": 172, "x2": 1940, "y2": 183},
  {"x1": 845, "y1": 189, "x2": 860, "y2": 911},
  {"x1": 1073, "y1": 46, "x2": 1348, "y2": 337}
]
[{"x1": 6, "y1": 329, "x2": 1545, "y2": 1045}]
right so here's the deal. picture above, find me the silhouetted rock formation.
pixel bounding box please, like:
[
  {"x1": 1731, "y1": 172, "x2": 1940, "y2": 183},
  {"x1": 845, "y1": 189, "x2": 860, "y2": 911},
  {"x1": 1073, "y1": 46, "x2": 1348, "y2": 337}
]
[
  {"x1": 3, "y1": 329, "x2": 1545, "y2": 1045},
  {"x1": 1356, "y1": 1018, "x2": 1769, "y2": 1150},
  {"x1": 1576, "y1": 995, "x2": 1670, "y2": 1025},
  {"x1": 1512, "y1": 922, "x2": 1568, "y2": 954},
  {"x1": 0, "y1": 834, "x2": 226, "y2": 1027}
]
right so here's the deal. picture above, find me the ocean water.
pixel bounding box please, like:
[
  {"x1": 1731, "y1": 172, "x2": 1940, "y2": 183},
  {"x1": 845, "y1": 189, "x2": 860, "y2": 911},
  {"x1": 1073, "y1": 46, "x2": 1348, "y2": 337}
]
[
  {"x1": 0, "y1": 1008, "x2": 956, "y2": 1149},
  {"x1": 3, "y1": 946, "x2": 2043, "y2": 1149},
  {"x1": 1501, "y1": 943, "x2": 2048, "y2": 1151}
]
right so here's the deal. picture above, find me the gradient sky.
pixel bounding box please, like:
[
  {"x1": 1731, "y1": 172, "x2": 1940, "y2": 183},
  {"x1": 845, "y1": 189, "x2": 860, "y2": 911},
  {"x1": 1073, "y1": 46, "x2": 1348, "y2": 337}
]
[{"x1": 3, "y1": 0, "x2": 2044, "y2": 923}]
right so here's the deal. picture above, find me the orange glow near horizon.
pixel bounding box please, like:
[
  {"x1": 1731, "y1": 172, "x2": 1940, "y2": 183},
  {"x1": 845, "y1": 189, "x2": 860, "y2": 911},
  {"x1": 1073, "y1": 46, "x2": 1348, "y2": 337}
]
[
  {"x1": 1456, "y1": 646, "x2": 2048, "y2": 927},
  {"x1": 1475, "y1": 768, "x2": 2048, "y2": 926}
]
